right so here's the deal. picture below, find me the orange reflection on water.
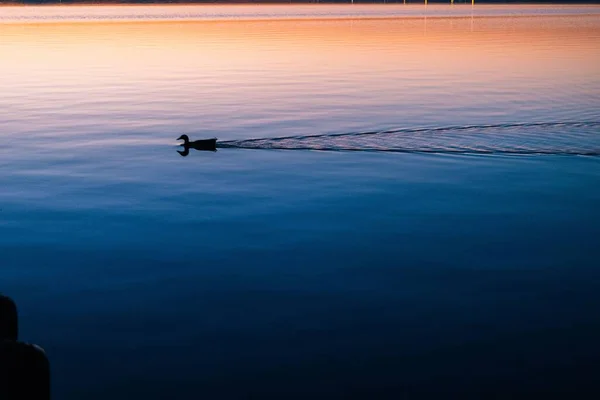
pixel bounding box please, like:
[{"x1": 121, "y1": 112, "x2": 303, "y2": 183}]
[
  {"x1": 2, "y1": 16, "x2": 599, "y2": 83},
  {"x1": 1, "y1": 11, "x2": 599, "y2": 138}
]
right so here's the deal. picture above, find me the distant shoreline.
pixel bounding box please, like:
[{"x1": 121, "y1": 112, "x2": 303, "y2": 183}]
[
  {"x1": 2, "y1": 1, "x2": 600, "y2": 5},
  {"x1": 2, "y1": 3, "x2": 599, "y2": 26}
]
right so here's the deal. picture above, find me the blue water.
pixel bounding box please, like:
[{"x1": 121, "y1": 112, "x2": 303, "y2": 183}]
[{"x1": 1, "y1": 5, "x2": 600, "y2": 399}]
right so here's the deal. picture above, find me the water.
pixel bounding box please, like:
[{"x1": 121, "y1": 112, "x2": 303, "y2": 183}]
[
  {"x1": 218, "y1": 122, "x2": 600, "y2": 154},
  {"x1": 1, "y1": 5, "x2": 600, "y2": 399}
]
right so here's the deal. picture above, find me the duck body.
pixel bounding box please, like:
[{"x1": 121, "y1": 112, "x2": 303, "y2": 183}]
[{"x1": 177, "y1": 135, "x2": 217, "y2": 152}]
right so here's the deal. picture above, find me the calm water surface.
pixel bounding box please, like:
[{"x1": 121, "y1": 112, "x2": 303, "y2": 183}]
[{"x1": 1, "y1": 5, "x2": 600, "y2": 399}]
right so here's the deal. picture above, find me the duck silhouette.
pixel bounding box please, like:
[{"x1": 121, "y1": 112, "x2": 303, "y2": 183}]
[{"x1": 177, "y1": 135, "x2": 217, "y2": 156}]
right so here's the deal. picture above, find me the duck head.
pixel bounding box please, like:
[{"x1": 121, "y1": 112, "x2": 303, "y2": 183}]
[{"x1": 177, "y1": 134, "x2": 190, "y2": 145}]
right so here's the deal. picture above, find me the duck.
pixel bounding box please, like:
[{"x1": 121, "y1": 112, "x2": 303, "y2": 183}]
[{"x1": 177, "y1": 135, "x2": 217, "y2": 156}]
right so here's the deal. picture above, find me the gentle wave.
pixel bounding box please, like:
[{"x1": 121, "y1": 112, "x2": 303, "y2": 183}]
[{"x1": 218, "y1": 121, "x2": 600, "y2": 155}]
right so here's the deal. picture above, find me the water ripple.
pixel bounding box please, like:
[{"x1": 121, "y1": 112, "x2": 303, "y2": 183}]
[{"x1": 218, "y1": 121, "x2": 600, "y2": 155}]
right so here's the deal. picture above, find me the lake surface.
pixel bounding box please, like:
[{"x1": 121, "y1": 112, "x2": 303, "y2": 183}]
[{"x1": 1, "y1": 4, "x2": 600, "y2": 399}]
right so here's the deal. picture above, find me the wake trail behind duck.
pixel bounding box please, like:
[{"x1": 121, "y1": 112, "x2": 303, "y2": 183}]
[{"x1": 217, "y1": 121, "x2": 600, "y2": 155}]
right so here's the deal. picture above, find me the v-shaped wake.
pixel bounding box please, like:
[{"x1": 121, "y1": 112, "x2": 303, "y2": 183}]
[{"x1": 217, "y1": 121, "x2": 600, "y2": 155}]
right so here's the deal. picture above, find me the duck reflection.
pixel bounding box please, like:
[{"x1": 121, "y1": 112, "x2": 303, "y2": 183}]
[{"x1": 177, "y1": 135, "x2": 217, "y2": 156}]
